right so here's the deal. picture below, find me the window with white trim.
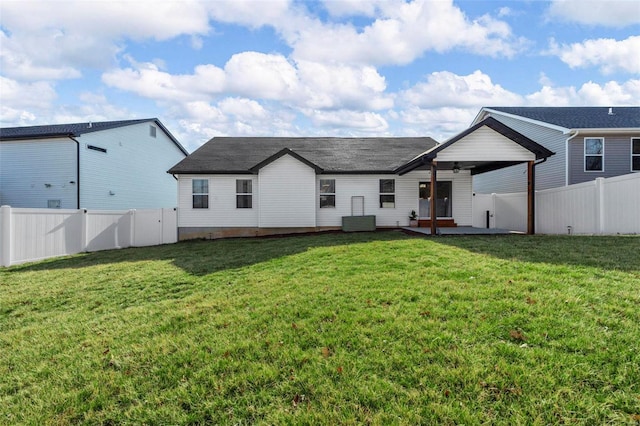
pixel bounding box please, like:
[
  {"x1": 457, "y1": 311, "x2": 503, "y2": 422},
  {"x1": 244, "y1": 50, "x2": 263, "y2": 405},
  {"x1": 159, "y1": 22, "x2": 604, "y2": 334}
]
[
  {"x1": 379, "y1": 179, "x2": 395, "y2": 208},
  {"x1": 192, "y1": 179, "x2": 208, "y2": 209},
  {"x1": 319, "y1": 179, "x2": 335, "y2": 208},
  {"x1": 632, "y1": 138, "x2": 640, "y2": 172},
  {"x1": 585, "y1": 138, "x2": 604, "y2": 172},
  {"x1": 236, "y1": 179, "x2": 252, "y2": 208}
]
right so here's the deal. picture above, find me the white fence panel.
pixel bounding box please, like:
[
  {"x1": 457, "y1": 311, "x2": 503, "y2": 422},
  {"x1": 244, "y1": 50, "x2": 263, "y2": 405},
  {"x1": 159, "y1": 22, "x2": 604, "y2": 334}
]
[
  {"x1": 5, "y1": 208, "x2": 83, "y2": 265},
  {"x1": 472, "y1": 194, "x2": 494, "y2": 228},
  {"x1": 1, "y1": 206, "x2": 177, "y2": 267},
  {"x1": 133, "y1": 209, "x2": 162, "y2": 247},
  {"x1": 601, "y1": 173, "x2": 640, "y2": 234},
  {"x1": 474, "y1": 173, "x2": 640, "y2": 235},
  {"x1": 162, "y1": 208, "x2": 178, "y2": 244},
  {"x1": 85, "y1": 210, "x2": 132, "y2": 252},
  {"x1": 536, "y1": 181, "x2": 598, "y2": 235},
  {"x1": 494, "y1": 193, "x2": 527, "y2": 232}
]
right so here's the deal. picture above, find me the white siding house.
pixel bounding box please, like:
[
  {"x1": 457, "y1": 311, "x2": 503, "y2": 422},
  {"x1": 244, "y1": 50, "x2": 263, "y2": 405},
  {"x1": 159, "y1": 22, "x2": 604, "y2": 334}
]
[
  {"x1": 0, "y1": 119, "x2": 188, "y2": 209},
  {"x1": 169, "y1": 121, "x2": 553, "y2": 239}
]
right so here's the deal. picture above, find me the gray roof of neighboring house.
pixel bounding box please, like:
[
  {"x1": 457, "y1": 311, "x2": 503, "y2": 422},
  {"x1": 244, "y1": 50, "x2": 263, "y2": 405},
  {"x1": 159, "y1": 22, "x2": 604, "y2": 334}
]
[
  {"x1": 483, "y1": 107, "x2": 640, "y2": 129},
  {"x1": 0, "y1": 118, "x2": 188, "y2": 155},
  {"x1": 167, "y1": 137, "x2": 439, "y2": 174}
]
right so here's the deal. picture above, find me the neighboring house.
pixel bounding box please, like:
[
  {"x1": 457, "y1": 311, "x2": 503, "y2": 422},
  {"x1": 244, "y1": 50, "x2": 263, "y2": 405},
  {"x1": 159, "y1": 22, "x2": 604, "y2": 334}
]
[
  {"x1": 168, "y1": 118, "x2": 553, "y2": 239},
  {"x1": 472, "y1": 107, "x2": 640, "y2": 194},
  {"x1": 0, "y1": 118, "x2": 188, "y2": 209}
]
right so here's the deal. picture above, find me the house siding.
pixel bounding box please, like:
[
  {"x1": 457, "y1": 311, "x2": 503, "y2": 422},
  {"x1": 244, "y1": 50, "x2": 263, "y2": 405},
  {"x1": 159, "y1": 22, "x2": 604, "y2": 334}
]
[
  {"x1": 258, "y1": 154, "x2": 316, "y2": 228},
  {"x1": 437, "y1": 127, "x2": 535, "y2": 162},
  {"x1": 79, "y1": 122, "x2": 185, "y2": 209},
  {"x1": 0, "y1": 138, "x2": 78, "y2": 208},
  {"x1": 176, "y1": 169, "x2": 473, "y2": 237},
  {"x1": 472, "y1": 114, "x2": 566, "y2": 193},
  {"x1": 568, "y1": 134, "x2": 638, "y2": 184},
  {"x1": 177, "y1": 175, "x2": 259, "y2": 228}
]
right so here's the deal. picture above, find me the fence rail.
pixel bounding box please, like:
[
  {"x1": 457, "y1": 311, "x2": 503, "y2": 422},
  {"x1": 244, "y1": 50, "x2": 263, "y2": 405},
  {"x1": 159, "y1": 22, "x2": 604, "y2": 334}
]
[
  {"x1": 0, "y1": 206, "x2": 177, "y2": 267},
  {"x1": 472, "y1": 173, "x2": 640, "y2": 235}
]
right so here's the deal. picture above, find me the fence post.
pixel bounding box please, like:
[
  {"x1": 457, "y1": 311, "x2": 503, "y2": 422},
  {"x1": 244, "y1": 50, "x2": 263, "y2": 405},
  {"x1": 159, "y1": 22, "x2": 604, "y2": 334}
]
[
  {"x1": 491, "y1": 193, "x2": 496, "y2": 229},
  {"x1": 595, "y1": 178, "x2": 605, "y2": 235},
  {"x1": 80, "y1": 209, "x2": 88, "y2": 252},
  {"x1": 1, "y1": 205, "x2": 12, "y2": 267},
  {"x1": 130, "y1": 209, "x2": 136, "y2": 247}
]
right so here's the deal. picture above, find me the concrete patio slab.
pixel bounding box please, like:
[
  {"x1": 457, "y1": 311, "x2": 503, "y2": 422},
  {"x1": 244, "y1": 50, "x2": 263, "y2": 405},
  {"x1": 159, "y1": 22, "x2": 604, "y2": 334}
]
[{"x1": 402, "y1": 226, "x2": 518, "y2": 235}]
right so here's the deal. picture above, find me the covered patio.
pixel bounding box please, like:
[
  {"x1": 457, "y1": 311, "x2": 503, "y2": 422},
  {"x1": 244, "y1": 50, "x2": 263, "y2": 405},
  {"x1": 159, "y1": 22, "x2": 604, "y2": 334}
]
[{"x1": 396, "y1": 117, "x2": 554, "y2": 235}]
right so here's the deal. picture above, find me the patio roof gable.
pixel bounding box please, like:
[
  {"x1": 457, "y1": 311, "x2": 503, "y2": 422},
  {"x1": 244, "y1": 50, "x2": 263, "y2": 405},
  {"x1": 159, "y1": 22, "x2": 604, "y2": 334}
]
[{"x1": 396, "y1": 117, "x2": 554, "y2": 175}]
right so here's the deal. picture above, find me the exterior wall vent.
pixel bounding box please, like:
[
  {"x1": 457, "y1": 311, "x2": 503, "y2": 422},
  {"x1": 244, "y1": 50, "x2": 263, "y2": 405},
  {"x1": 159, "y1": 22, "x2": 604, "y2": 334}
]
[{"x1": 87, "y1": 144, "x2": 107, "y2": 153}]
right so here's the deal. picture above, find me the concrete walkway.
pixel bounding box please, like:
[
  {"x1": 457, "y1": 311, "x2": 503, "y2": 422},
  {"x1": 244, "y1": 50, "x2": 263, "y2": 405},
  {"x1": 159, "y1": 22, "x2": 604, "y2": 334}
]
[{"x1": 402, "y1": 226, "x2": 517, "y2": 235}]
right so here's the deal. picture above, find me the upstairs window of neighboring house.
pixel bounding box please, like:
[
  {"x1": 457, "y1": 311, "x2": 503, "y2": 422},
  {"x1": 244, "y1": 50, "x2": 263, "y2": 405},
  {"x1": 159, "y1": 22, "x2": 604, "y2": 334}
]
[
  {"x1": 236, "y1": 179, "x2": 252, "y2": 208},
  {"x1": 632, "y1": 138, "x2": 640, "y2": 172},
  {"x1": 379, "y1": 179, "x2": 395, "y2": 208},
  {"x1": 47, "y1": 199, "x2": 61, "y2": 209},
  {"x1": 585, "y1": 138, "x2": 604, "y2": 172},
  {"x1": 192, "y1": 179, "x2": 209, "y2": 209},
  {"x1": 150, "y1": 125, "x2": 157, "y2": 138},
  {"x1": 319, "y1": 179, "x2": 335, "y2": 208}
]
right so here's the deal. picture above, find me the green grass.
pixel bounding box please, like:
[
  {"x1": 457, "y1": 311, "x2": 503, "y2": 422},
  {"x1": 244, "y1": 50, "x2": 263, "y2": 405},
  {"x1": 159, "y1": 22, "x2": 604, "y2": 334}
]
[{"x1": 1, "y1": 232, "x2": 639, "y2": 425}]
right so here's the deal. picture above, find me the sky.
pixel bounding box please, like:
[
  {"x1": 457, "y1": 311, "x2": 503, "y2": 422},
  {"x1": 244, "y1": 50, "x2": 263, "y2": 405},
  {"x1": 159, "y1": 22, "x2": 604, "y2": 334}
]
[{"x1": 1, "y1": 0, "x2": 639, "y2": 152}]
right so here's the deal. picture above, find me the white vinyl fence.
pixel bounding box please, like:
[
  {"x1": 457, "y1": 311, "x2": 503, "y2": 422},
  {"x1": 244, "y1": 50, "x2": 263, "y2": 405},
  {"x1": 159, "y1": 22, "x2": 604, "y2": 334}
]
[
  {"x1": 0, "y1": 206, "x2": 177, "y2": 267},
  {"x1": 472, "y1": 173, "x2": 640, "y2": 235}
]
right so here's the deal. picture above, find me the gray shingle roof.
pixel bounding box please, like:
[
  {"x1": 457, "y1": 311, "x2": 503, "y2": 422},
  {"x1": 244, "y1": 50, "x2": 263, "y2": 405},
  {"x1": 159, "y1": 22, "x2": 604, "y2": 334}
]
[
  {"x1": 0, "y1": 118, "x2": 188, "y2": 155},
  {"x1": 485, "y1": 107, "x2": 640, "y2": 129},
  {"x1": 167, "y1": 137, "x2": 438, "y2": 174}
]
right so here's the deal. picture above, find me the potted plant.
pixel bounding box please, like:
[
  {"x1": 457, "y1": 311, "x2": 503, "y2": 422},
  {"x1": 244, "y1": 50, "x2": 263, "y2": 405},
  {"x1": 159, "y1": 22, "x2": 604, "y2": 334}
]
[{"x1": 409, "y1": 210, "x2": 418, "y2": 227}]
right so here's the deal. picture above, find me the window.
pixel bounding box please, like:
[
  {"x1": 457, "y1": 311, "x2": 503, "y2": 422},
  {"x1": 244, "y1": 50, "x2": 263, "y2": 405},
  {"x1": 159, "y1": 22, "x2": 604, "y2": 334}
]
[
  {"x1": 236, "y1": 179, "x2": 252, "y2": 208},
  {"x1": 192, "y1": 179, "x2": 208, "y2": 209},
  {"x1": 150, "y1": 125, "x2": 157, "y2": 138},
  {"x1": 379, "y1": 179, "x2": 395, "y2": 208},
  {"x1": 47, "y1": 199, "x2": 61, "y2": 209},
  {"x1": 632, "y1": 138, "x2": 640, "y2": 172},
  {"x1": 319, "y1": 179, "x2": 335, "y2": 208},
  {"x1": 585, "y1": 138, "x2": 604, "y2": 171}
]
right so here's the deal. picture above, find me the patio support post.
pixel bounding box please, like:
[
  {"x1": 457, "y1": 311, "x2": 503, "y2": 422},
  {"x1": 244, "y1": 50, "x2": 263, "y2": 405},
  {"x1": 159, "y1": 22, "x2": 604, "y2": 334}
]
[
  {"x1": 527, "y1": 160, "x2": 535, "y2": 235},
  {"x1": 430, "y1": 161, "x2": 438, "y2": 235}
]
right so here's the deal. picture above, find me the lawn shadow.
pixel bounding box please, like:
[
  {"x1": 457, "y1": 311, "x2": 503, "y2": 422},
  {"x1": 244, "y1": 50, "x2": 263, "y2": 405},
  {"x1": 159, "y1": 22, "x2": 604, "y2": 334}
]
[
  {"x1": 433, "y1": 234, "x2": 640, "y2": 273},
  {"x1": 4, "y1": 230, "x2": 410, "y2": 276}
]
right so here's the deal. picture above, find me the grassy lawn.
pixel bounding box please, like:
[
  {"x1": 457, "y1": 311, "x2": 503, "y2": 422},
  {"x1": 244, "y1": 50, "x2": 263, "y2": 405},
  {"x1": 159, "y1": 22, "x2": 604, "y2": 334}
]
[{"x1": 1, "y1": 232, "x2": 639, "y2": 425}]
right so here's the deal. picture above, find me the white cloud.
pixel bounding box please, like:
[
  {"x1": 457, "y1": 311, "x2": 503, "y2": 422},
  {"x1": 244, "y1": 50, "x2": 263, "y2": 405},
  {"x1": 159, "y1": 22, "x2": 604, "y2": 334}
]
[
  {"x1": 0, "y1": 0, "x2": 212, "y2": 80},
  {"x1": 296, "y1": 60, "x2": 393, "y2": 110},
  {"x1": 548, "y1": 0, "x2": 640, "y2": 27},
  {"x1": 102, "y1": 58, "x2": 226, "y2": 102},
  {"x1": 548, "y1": 36, "x2": 640, "y2": 74},
  {"x1": 320, "y1": 0, "x2": 379, "y2": 17},
  {"x1": 401, "y1": 70, "x2": 523, "y2": 108},
  {"x1": 305, "y1": 110, "x2": 389, "y2": 131},
  {"x1": 224, "y1": 52, "x2": 300, "y2": 100},
  {"x1": 0, "y1": 76, "x2": 57, "y2": 109},
  {"x1": 207, "y1": 0, "x2": 293, "y2": 29},
  {"x1": 397, "y1": 106, "x2": 479, "y2": 140},
  {"x1": 526, "y1": 79, "x2": 640, "y2": 105},
  {"x1": 102, "y1": 52, "x2": 392, "y2": 112},
  {"x1": 289, "y1": 0, "x2": 527, "y2": 65}
]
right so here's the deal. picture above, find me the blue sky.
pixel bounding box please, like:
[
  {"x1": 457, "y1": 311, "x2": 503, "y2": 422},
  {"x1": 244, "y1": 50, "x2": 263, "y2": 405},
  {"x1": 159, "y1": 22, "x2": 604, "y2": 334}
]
[{"x1": 1, "y1": 0, "x2": 639, "y2": 152}]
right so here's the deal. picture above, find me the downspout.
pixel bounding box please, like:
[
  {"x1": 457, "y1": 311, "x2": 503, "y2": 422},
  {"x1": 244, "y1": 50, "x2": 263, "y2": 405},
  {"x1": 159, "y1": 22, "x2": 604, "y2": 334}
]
[
  {"x1": 69, "y1": 136, "x2": 81, "y2": 209},
  {"x1": 565, "y1": 130, "x2": 580, "y2": 186},
  {"x1": 530, "y1": 157, "x2": 548, "y2": 234}
]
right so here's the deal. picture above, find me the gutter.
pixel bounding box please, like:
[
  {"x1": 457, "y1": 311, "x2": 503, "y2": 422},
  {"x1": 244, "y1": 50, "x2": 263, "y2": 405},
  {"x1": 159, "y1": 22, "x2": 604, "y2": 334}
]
[
  {"x1": 68, "y1": 136, "x2": 81, "y2": 209},
  {"x1": 564, "y1": 130, "x2": 581, "y2": 187}
]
